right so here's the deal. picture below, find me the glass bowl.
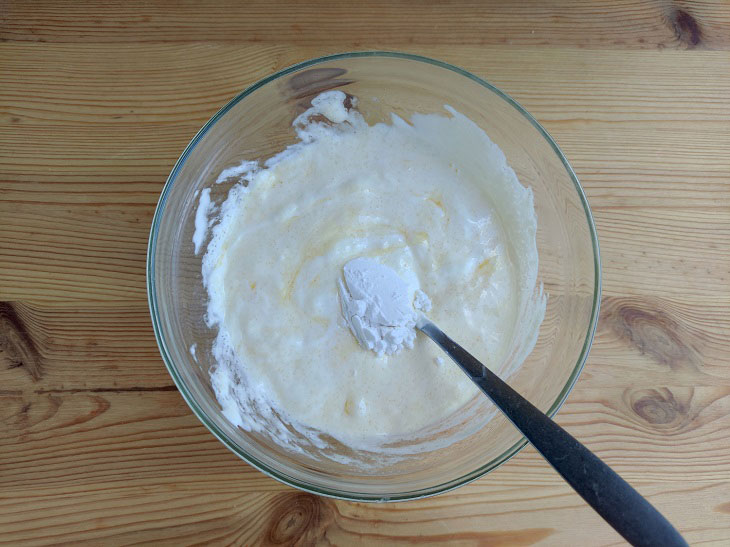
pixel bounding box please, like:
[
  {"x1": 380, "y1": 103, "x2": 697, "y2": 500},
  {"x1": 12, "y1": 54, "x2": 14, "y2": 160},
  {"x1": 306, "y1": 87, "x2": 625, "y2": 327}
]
[{"x1": 147, "y1": 52, "x2": 600, "y2": 501}]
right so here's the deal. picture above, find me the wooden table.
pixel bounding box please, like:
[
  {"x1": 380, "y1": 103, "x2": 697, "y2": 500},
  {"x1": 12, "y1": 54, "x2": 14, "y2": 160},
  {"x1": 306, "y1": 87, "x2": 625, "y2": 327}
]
[{"x1": 2, "y1": 2, "x2": 729, "y2": 544}]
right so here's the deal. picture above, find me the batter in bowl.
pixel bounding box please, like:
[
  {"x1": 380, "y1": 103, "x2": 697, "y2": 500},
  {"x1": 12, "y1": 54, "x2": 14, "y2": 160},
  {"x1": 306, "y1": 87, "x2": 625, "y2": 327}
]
[{"x1": 196, "y1": 91, "x2": 544, "y2": 451}]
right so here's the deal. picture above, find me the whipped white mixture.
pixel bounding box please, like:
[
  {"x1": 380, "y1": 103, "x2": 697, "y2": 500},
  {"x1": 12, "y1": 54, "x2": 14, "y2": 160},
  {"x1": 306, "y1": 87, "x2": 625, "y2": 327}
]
[{"x1": 196, "y1": 91, "x2": 544, "y2": 452}]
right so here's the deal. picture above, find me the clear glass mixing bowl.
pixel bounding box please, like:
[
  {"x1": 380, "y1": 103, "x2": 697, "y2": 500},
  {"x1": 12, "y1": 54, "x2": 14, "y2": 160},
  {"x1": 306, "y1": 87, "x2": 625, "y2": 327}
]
[{"x1": 147, "y1": 52, "x2": 600, "y2": 501}]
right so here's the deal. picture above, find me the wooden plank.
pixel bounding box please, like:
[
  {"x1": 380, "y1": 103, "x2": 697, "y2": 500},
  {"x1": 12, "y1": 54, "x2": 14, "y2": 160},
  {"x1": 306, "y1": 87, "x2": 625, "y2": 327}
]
[
  {"x1": 2, "y1": 0, "x2": 730, "y2": 50},
  {"x1": 1, "y1": 475, "x2": 727, "y2": 545},
  {"x1": 2, "y1": 44, "x2": 729, "y2": 127},
  {"x1": 0, "y1": 204, "x2": 151, "y2": 301},
  {"x1": 594, "y1": 208, "x2": 729, "y2": 298},
  {"x1": 0, "y1": 302, "x2": 169, "y2": 391}
]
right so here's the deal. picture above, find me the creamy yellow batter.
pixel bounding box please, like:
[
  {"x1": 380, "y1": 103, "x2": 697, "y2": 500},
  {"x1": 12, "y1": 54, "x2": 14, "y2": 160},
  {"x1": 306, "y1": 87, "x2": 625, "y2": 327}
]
[{"x1": 198, "y1": 91, "x2": 544, "y2": 450}]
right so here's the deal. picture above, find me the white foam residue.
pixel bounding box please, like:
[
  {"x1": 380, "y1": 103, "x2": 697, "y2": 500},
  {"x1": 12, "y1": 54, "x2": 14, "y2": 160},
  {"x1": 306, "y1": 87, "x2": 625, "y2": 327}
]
[
  {"x1": 215, "y1": 160, "x2": 259, "y2": 184},
  {"x1": 192, "y1": 188, "x2": 211, "y2": 255}
]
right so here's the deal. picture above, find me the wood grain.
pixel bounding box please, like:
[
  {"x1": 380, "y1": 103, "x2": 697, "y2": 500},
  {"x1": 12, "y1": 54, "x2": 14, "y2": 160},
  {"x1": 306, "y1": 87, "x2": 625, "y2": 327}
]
[
  {"x1": 2, "y1": 1, "x2": 730, "y2": 545},
  {"x1": 3, "y1": 0, "x2": 730, "y2": 50}
]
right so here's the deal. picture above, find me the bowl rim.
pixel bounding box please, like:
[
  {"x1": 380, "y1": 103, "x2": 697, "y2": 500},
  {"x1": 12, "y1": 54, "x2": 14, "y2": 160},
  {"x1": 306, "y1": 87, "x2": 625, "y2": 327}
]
[{"x1": 147, "y1": 50, "x2": 602, "y2": 502}]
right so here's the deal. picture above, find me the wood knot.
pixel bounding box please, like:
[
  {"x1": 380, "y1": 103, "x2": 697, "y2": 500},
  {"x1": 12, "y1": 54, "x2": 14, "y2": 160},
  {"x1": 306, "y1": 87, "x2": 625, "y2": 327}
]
[
  {"x1": 264, "y1": 493, "x2": 334, "y2": 546},
  {"x1": 0, "y1": 302, "x2": 43, "y2": 381},
  {"x1": 671, "y1": 9, "x2": 702, "y2": 47},
  {"x1": 629, "y1": 388, "x2": 685, "y2": 425},
  {"x1": 601, "y1": 297, "x2": 699, "y2": 372}
]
